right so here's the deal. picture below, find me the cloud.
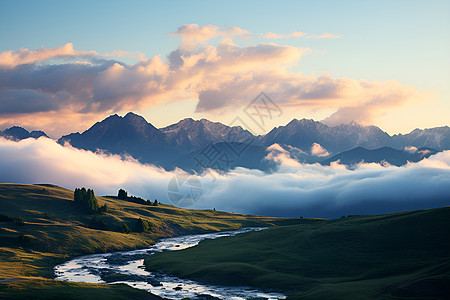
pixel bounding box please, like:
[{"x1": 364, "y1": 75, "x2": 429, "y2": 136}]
[
  {"x1": 405, "y1": 146, "x2": 418, "y2": 153},
  {"x1": 307, "y1": 32, "x2": 343, "y2": 39},
  {"x1": 419, "y1": 149, "x2": 432, "y2": 156},
  {"x1": 169, "y1": 24, "x2": 251, "y2": 50},
  {"x1": 0, "y1": 137, "x2": 173, "y2": 200},
  {"x1": 321, "y1": 78, "x2": 423, "y2": 126},
  {"x1": 0, "y1": 25, "x2": 424, "y2": 135},
  {"x1": 0, "y1": 137, "x2": 449, "y2": 219},
  {"x1": 0, "y1": 43, "x2": 98, "y2": 69},
  {"x1": 263, "y1": 31, "x2": 307, "y2": 39},
  {"x1": 310, "y1": 143, "x2": 330, "y2": 157}
]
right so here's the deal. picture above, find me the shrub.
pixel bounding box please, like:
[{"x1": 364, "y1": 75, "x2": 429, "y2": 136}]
[
  {"x1": 14, "y1": 216, "x2": 25, "y2": 226},
  {"x1": 121, "y1": 223, "x2": 131, "y2": 234},
  {"x1": 135, "y1": 218, "x2": 150, "y2": 232},
  {"x1": 99, "y1": 204, "x2": 108, "y2": 214}
]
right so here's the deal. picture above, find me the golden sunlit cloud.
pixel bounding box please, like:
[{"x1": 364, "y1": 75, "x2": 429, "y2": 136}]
[
  {"x1": 263, "y1": 31, "x2": 307, "y2": 39},
  {"x1": 0, "y1": 24, "x2": 428, "y2": 136},
  {"x1": 307, "y1": 32, "x2": 343, "y2": 39}
]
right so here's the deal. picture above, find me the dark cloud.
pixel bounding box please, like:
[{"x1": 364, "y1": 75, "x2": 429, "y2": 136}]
[{"x1": 0, "y1": 89, "x2": 59, "y2": 113}]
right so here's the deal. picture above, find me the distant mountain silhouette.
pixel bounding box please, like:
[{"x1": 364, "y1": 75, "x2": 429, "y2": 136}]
[
  {"x1": 392, "y1": 126, "x2": 450, "y2": 150},
  {"x1": 0, "y1": 126, "x2": 48, "y2": 141},
  {"x1": 58, "y1": 112, "x2": 176, "y2": 165},
  {"x1": 261, "y1": 119, "x2": 393, "y2": 154},
  {"x1": 321, "y1": 146, "x2": 438, "y2": 167},
  {"x1": 161, "y1": 118, "x2": 254, "y2": 153},
  {"x1": 48, "y1": 112, "x2": 450, "y2": 171},
  {"x1": 167, "y1": 142, "x2": 272, "y2": 172}
]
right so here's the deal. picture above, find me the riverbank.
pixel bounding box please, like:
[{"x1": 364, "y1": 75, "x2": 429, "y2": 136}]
[
  {"x1": 0, "y1": 183, "x2": 295, "y2": 299},
  {"x1": 145, "y1": 206, "x2": 450, "y2": 299},
  {"x1": 54, "y1": 228, "x2": 286, "y2": 299}
]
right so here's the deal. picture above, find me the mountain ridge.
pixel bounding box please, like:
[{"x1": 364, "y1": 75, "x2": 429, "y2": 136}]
[
  {"x1": 0, "y1": 126, "x2": 48, "y2": 141},
  {"x1": 3, "y1": 112, "x2": 449, "y2": 171}
]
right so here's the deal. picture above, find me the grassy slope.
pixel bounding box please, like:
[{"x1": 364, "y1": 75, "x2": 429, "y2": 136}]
[
  {"x1": 0, "y1": 183, "x2": 290, "y2": 299},
  {"x1": 145, "y1": 207, "x2": 450, "y2": 300}
]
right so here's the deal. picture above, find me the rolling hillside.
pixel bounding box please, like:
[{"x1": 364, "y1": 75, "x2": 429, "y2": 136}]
[
  {"x1": 146, "y1": 206, "x2": 450, "y2": 299},
  {"x1": 0, "y1": 183, "x2": 289, "y2": 299}
]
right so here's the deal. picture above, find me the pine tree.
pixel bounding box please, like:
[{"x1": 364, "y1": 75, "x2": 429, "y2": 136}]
[
  {"x1": 74, "y1": 187, "x2": 98, "y2": 213},
  {"x1": 118, "y1": 189, "x2": 128, "y2": 199},
  {"x1": 74, "y1": 188, "x2": 81, "y2": 205}
]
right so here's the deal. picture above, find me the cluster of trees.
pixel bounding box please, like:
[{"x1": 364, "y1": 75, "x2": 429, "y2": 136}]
[
  {"x1": 14, "y1": 216, "x2": 24, "y2": 226},
  {"x1": 0, "y1": 214, "x2": 25, "y2": 226},
  {"x1": 121, "y1": 218, "x2": 151, "y2": 234},
  {"x1": 74, "y1": 188, "x2": 107, "y2": 213},
  {"x1": 117, "y1": 189, "x2": 158, "y2": 206}
]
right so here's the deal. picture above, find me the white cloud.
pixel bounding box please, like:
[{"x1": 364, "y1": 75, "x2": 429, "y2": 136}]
[
  {"x1": 404, "y1": 146, "x2": 418, "y2": 153},
  {"x1": 0, "y1": 137, "x2": 449, "y2": 219},
  {"x1": 310, "y1": 143, "x2": 330, "y2": 157}
]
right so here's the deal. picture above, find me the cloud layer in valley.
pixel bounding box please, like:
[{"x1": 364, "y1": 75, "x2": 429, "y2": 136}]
[
  {"x1": 0, "y1": 137, "x2": 448, "y2": 219},
  {"x1": 0, "y1": 24, "x2": 426, "y2": 136}
]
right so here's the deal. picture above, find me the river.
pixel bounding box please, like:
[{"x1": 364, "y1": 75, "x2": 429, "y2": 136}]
[{"x1": 54, "y1": 227, "x2": 286, "y2": 299}]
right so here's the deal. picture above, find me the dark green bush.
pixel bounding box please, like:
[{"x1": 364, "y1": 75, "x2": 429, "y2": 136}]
[
  {"x1": 121, "y1": 223, "x2": 131, "y2": 234},
  {"x1": 135, "y1": 218, "x2": 150, "y2": 232},
  {"x1": 14, "y1": 216, "x2": 24, "y2": 226}
]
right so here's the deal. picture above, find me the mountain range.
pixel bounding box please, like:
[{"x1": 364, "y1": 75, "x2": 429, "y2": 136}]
[
  {"x1": 2, "y1": 112, "x2": 449, "y2": 171},
  {"x1": 0, "y1": 126, "x2": 48, "y2": 141}
]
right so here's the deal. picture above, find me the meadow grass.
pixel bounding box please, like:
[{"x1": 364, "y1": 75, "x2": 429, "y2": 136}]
[
  {"x1": 145, "y1": 206, "x2": 450, "y2": 299},
  {"x1": 0, "y1": 183, "x2": 290, "y2": 299}
]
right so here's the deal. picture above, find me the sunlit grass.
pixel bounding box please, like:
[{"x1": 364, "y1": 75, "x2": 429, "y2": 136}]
[
  {"x1": 0, "y1": 183, "x2": 291, "y2": 299},
  {"x1": 146, "y1": 207, "x2": 450, "y2": 299}
]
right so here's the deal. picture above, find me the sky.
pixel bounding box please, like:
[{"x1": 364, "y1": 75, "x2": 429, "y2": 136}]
[{"x1": 0, "y1": 0, "x2": 449, "y2": 138}]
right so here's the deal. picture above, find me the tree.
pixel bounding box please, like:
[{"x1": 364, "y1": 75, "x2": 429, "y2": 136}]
[
  {"x1": 74, "y1": 187, "x2": 98, "y2": 213},
  {"x1": 135, "y1": 218, "x2": 149, "y2": 232},
  {"x1": 74, "y1": 188, "x2": 81, "y2": 205},
  {"x1": 153, "y1": 199, "x2": 158, "y2": 206},
  {"x1": 87, "y1": 189, "x2": 98, "y2": 212},
  {"x1": 118, "y1": 189, "x2": 128, "y2": 199},
  {"x1": 81, "y1": 187, "x2": 87, "y2": 203}
]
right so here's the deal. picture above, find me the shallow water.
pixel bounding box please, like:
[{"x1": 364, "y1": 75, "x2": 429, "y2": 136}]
[{"x1": 54, "y1": 227, "x2": 286, "y2": 299}]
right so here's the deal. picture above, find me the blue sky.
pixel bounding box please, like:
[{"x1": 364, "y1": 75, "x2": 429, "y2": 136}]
[{"x1": 0, "y1": 0, "x2": 449, "y2": 136}]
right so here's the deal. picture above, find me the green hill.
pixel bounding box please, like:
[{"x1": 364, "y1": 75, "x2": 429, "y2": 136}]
[
  {"x1": 145, "y1": 206, "x2": 450, "y2": 299},
  {"x1": 0, "y1": 183, "x2": 290, "y2": 299}
]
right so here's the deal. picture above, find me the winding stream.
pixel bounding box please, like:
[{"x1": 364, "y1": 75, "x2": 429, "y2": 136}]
[{"x1": 54, "y1": 228, "x2": 286, "y2": 299}]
